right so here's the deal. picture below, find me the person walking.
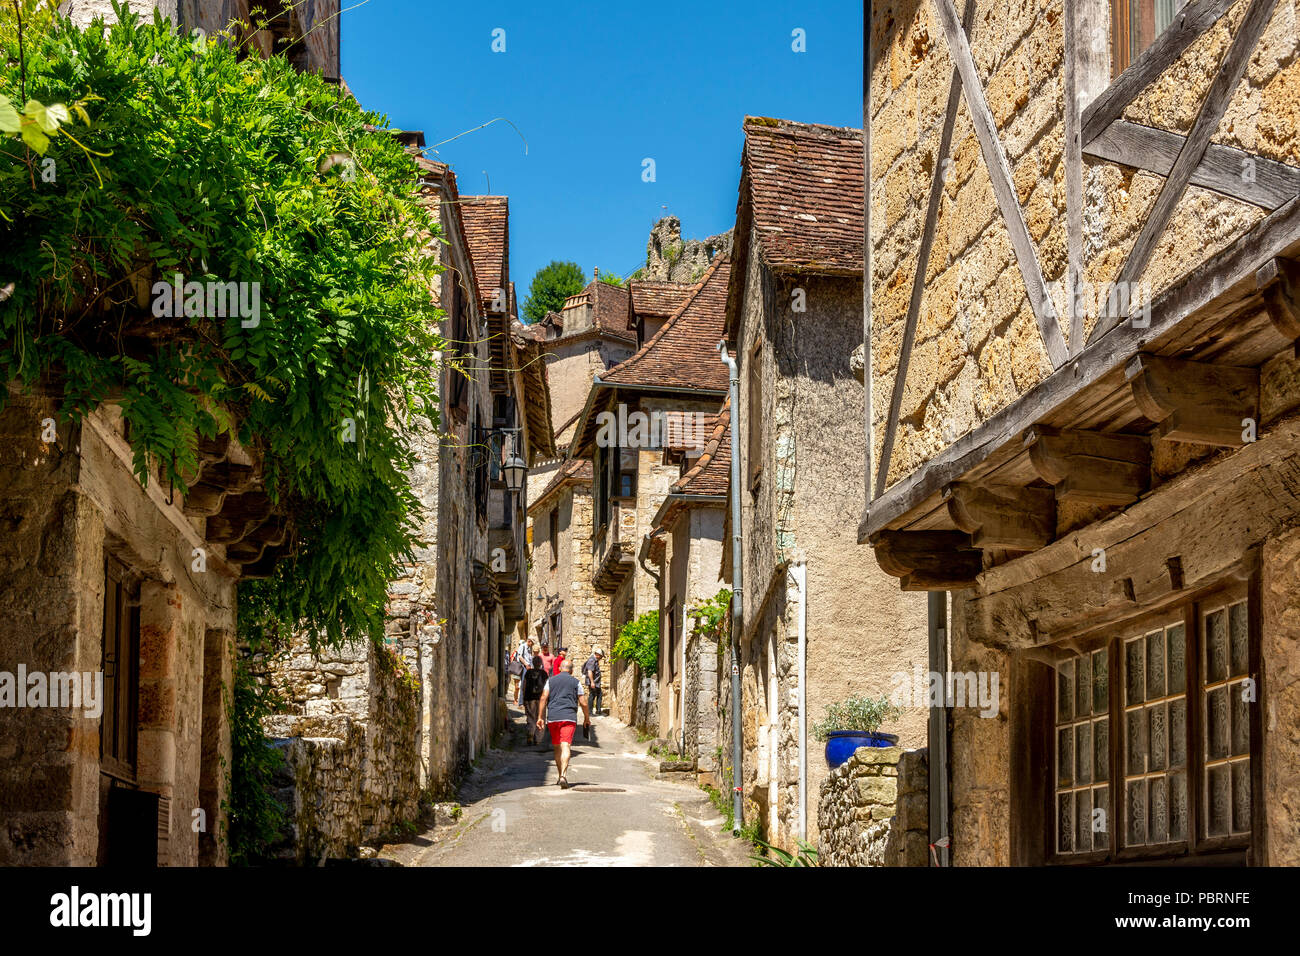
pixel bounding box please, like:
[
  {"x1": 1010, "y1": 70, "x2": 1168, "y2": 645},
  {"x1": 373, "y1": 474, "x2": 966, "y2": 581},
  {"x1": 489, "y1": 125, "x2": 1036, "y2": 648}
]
[
  {"x1": 508, "y1": 650, "x2": 524, "y2": 704},
  {"x1": 521, "y1": 655, "x2": 547, "y2": 746},
  {"x1": 552, "y1": 646, "x2": 566, "y2": 676},
  {"x1": 536, "y1": 658, "x2": 590, "y2": 788},
  {"x1": 582, "y1": 646, "x2": 604, "y2": 717},
  {"x1": 539, "y1": 641, "x2": 555, "y2": 677}
]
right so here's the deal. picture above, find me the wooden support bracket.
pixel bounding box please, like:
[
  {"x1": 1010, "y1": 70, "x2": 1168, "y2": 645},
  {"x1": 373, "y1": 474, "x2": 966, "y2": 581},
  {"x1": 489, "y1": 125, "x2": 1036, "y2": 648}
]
[
  {"x1": 1024, "y1": 426, "x2": 1151, "y2": 505},
  {"x1": 1256, "y1": 258, "x2": 1300, "y2": 340},
  {"x1": 943, "y1": 481, "x2": 1055, "y2": 551},
  {"x1": 1125, "y1": 354, "x2": 1259, "y2": 447},
  {"x1": 872, "y1": 530, "x2": 983, "y2": 591}
]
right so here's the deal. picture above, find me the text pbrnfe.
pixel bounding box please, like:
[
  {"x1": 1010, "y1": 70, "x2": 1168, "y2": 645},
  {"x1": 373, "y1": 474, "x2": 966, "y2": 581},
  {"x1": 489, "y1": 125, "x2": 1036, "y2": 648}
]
[
  {"x1": 0, "y1": 667, "x2": 103, "y2": 718},
  {"x1": 49, "y1": 887, "x2": 151, "y2": 937},
  {"x1": 151, "y1": 273, "x2": 261, "y2": 328}
]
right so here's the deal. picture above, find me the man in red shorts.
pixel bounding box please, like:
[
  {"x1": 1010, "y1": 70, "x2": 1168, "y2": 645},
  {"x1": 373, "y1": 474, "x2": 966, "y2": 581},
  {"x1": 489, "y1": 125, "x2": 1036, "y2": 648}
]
[{"x1": 536, "y1": 658, "x2": 590, "y2": 788}]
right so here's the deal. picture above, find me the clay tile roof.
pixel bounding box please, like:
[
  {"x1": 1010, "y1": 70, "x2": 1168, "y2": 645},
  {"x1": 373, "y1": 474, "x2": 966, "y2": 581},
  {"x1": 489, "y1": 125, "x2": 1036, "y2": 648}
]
[
  {"x1": 672, "y1": 398, "x2": 731, "y2": 497},
  {"x1": 741, "y1": 116, "x2": 863, "y2": 275},
  {"x1": 527, "y1": 458, "x2": 593, "y2": 516},
  {"x1": 627, "y1": 280, "x2": 695, "y2": 330},
  {"x1": 587, "y1": 281, "x2": 633, "y2": 338},
  {"x1": 460, "y1": 196, "x2": 509, "y2": 307},
  {"x1": 599, "y1": 256, "x2": 731, "y2": 392}
]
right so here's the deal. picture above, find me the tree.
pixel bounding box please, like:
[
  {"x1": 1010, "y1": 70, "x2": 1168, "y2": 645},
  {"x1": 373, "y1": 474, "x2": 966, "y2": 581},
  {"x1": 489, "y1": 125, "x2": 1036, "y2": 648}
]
[
  {"x1": 598, "y1": 270, "x2": 625, "y2": 287},
  {"x1": 522, "y1": 260, "x2": 585, "y2": 324}
]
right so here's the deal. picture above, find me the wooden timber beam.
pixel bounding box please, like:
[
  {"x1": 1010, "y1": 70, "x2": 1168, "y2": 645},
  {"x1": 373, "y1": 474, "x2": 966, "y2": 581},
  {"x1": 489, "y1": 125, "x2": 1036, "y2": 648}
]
[
  {"x1": 1256, "y1": 258, "x2": 1300, "y2": 341},
  {"x1": 1125, "y1": 354, "x2": 1259, "y2": 447},
  {"x1": 1085, "y1": 120, "x2": 1300, "y2": 211},
  {"x1": 1081, "y1": 0, "x2": 1237, "y2": 147},
  {"x1": 943, "y1": 481, "x2": 1055, "y2": 551},
  {"x1": 182, "y1": 461, "x2": 256, "y2": 517},
  {"x1": 206, "y1": 491, "x2": 275, "y2": 544},
  {"x1": 872, "y1": 530, "x2": 983, "y2": 591},
  {"x1": 1089, "y1": 0, "x2": 1278, "y2": 344},
  {"x1": 1024, "y1": 426, "x2": 1151, "y2": 506},
  {"x1": 933, "y1": 0, "x2": 1068, "y2": 368}
]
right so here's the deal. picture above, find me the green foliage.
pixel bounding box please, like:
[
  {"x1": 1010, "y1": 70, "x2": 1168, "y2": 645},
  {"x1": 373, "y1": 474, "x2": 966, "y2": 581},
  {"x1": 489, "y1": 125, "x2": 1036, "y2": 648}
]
[
  {"x1": 521, "y1": 259, "x2": 584, "y2": 324},
  {"x1": 224, "y1": 657, "x2": 285, "y2": 866},
  {"x1": 687, "y1": 587, "x2": 731, "y2": 644},
  {"x1": 611, "y1": 608, "x2": 659, "y2": 676},
  {"x1": 751, "y1": 838, "x2": 819, "y2": 867},
  {"x1": 1, "y1": 6, "x2": 444, "y2": 649},
  {"x1": 811, "y1": 694, "x2": 901, "y2": 741},
  {"x1": 597, "y1": 269, "x2": 624, "y2": 287},
  {"x1": 662, "y1": 241, "x2": 683, "y2": 265}
]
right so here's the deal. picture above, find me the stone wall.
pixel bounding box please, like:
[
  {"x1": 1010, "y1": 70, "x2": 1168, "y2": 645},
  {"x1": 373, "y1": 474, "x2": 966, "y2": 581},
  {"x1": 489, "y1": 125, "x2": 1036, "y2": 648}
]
[
  {"x1": 0, "y1": 398, "x2": 236, "y2": 866},
  {"x1": 817, "y1": 746, "x2": 929, "y2": 867},
  {"x1": 869, "y1": 0, "x2": 1299, "y2": 491},
  {"x1": 264, "y1": 644, "x2": 421, "y2": 864}
]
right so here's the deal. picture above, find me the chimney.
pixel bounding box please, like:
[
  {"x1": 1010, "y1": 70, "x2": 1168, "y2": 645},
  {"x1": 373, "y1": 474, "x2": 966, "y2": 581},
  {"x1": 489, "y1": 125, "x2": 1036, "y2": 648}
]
[{"x1": 594, "y1": 267, "x2": 600, "y2": 279}]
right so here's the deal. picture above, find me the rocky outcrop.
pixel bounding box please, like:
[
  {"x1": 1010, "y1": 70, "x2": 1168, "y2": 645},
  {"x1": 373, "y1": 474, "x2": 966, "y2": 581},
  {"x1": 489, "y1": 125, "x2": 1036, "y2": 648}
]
[{"x1": 643, "y1": 217, "x2": 732, "y2": 283}]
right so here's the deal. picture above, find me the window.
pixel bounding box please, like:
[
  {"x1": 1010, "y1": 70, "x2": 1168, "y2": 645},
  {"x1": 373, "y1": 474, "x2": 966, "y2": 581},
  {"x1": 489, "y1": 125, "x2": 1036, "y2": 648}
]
[
  {"x1": 101, "y1": 555, "x2": 140, "y2": 783},
  {"x1": 549, "y1": 507, "x2": 559, "y2": 569},
  {"x1": 1111, "y1": 0, "x2": 1188, "y2": 76},
  {"x1": 550, "y1": 611, "x2": 563, "y2": 652},
  {"x1": 447, "y1": 271, "x2": 469, "y2": 415},
  {"x1": 747, "y1": 337, "x2": 763, "y2": 492},
  {"x1": 618, "y1": 447, "x2": 638, "y2": 498},
  {"x1": 1050, "y1": 582, "x2": 1255, "y2": 862}
]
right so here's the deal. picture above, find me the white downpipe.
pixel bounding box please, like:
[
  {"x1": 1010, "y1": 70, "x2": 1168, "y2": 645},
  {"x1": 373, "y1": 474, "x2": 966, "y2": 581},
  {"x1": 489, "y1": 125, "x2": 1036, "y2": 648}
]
[
  {"x1": 794, "y1": 562, "x2": 808, "y2": 842},
  {"x1": 679, "y1": 614, "x2": 687, "y2": 755}
]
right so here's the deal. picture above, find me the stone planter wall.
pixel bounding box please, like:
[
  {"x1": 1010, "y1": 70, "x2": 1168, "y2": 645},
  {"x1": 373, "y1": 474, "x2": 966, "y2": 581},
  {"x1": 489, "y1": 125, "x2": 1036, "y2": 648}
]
[{"x1": 817, "y1": 745, "x2": 929, "y2": 867}]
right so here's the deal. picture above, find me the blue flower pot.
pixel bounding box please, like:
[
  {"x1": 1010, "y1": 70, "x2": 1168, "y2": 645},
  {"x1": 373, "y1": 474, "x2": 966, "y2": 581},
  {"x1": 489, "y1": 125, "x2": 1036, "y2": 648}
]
[{"x1": 824, "y1": 730, "x2": 899, "y2": 769}]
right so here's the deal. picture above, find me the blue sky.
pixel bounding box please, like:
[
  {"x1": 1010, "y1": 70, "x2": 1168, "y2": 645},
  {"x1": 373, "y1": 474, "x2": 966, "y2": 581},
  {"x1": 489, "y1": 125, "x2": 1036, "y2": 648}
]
[{"x1": 343, "y1": 0, "x2": 862, "y2": 309}]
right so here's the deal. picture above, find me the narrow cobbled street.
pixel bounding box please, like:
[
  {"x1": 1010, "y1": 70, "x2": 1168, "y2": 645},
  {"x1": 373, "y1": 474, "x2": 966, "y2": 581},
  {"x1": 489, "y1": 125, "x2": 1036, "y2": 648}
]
[{"x1": 382, "y1": 709, "x2": 752, "y2": 868}]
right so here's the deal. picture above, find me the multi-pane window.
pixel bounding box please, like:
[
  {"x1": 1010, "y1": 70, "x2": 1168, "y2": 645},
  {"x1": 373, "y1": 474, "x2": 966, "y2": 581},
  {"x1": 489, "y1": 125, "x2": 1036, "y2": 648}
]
[
  {"x1": 1051, "y1": 587, "x2": 1255, "y2": 862},
  {"x1": 1201, "y1": 600, "x2": 1252, "y2": 839},
  {"x1": 1122, "y1": 622, "x2": 1188, "y2": 847}
]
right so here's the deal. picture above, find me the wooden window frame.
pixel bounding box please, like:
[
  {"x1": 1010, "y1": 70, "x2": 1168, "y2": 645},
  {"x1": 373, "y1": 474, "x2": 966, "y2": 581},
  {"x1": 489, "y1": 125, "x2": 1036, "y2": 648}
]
[
  {"x1": 1110, "y1": 0, "x2": 1188, "y2": 77},
  {"x1": 100, "y1": 555, "x2": 140, "y2": 785},
  {"x1": 1041, "y1": 564, "x2": 1260, "y2": 866}
]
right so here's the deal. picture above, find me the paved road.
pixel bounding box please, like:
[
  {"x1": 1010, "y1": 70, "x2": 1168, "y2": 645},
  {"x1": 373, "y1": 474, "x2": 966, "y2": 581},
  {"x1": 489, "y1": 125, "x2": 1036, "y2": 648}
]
[{"x1": 382, "y1": 703, "x2": 752, "y2": 867}]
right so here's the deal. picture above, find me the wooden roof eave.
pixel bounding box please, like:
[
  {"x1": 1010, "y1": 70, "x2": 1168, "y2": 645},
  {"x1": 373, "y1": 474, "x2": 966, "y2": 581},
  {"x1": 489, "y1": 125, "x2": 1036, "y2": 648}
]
[{"x1": 862, "y1": 194, "x2": 1300, "y2": 582}]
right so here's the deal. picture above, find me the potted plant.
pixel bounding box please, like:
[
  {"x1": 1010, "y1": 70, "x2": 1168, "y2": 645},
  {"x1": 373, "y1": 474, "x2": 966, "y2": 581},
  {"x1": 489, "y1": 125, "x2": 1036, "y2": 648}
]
[{"x1": 812, "y1": 694, "x2": 901, "y2": 769}]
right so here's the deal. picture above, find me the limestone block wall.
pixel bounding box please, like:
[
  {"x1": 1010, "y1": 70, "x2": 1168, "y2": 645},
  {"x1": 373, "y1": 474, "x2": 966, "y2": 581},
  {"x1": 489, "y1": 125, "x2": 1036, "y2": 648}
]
[
  {"x1": 1261, "y1": 523, "x2": 1300, "y2": 866},
  {"x1": 0, "y1": 398, "x2": 236, "y2": 866},
  {"x1": 868, "y1": 0, "x2": 1300, "y2": 493},
  {"x1": 264, "y1": 643, "x2": 420, "y2": 863},
  {"x1": 817, "y1": 746, "x2": 929, "y2": 867}
]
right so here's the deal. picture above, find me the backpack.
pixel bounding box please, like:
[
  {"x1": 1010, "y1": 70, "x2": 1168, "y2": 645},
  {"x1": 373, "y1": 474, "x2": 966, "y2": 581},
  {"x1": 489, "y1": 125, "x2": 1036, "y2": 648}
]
[{"x1": 523, "y1": 669, "x2": 546, "y2": 699}]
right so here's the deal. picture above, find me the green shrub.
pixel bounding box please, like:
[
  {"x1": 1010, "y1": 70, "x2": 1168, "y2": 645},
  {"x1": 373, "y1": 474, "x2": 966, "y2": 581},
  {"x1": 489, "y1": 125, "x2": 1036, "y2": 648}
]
[
  {"x1": 224, "y1": 658, "x2": 285, "y2": 866},
  {"x1": 611, "y1": 609, "x2": 659, "y2": 676},
  {"x1": 810, "y1": 694, "x2": 900, "y2": 741}
]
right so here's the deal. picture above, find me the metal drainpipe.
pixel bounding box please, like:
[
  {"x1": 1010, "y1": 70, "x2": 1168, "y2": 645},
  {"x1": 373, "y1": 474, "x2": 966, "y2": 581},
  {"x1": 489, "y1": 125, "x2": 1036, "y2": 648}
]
[
  {"x1": 718, "y1": 341, "x2": 743, "y2": 834},
  {"x1": 929, "y1": 590, "x2": 950, "y2": 866}
]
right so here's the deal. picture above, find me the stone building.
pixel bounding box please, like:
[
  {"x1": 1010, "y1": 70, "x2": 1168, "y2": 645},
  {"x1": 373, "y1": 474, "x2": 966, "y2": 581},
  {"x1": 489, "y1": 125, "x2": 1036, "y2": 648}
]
[
  {"x1": 863, "y1": 0, "x2": 1300, "y2": 866},
  {"x1": 0, "y1": 0, "x2": 337, "y2": 869},
  {"x1": 646, "y1": 401, "x2": 730, "y2": 784},
  {"x1": 526, "y1": 459, "x2": 611, "y2": 662},
  {"x1": 641, "y1": 216, "x2": 733, "y2": 284},
  {"x1": 263, "y1": 163, "x2": 553, "y2": 854},
  {"x1": 627, "y1": 279, "x2": 695, "y2": 349},
  {"x1": 723, "y1": 116, "x2": 929, "y2": 852},
  {"x1": 569, "y1": 258, "x2": 732, "y2": 728}
]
